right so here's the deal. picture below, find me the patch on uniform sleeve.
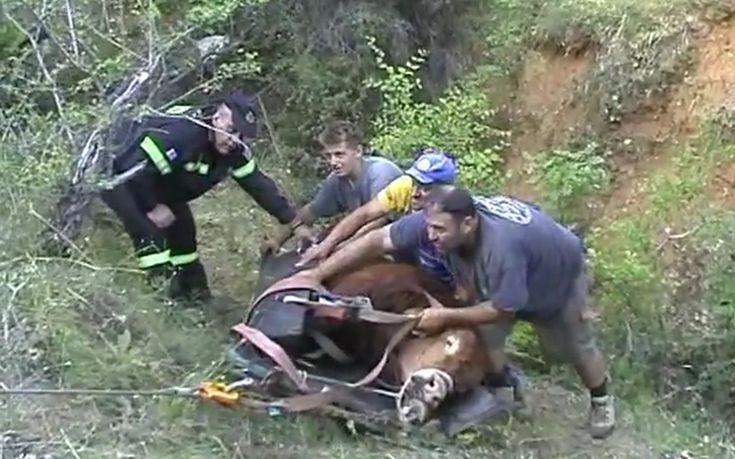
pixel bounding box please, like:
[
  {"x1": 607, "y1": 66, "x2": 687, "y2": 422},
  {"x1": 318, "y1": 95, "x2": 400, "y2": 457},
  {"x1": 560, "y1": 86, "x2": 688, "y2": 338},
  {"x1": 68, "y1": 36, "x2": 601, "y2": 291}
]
[
  {"x1": 474, "y1": 195, "x2": 533, "y2": 225},
  {"x1": 165, "y1": 148, "x2": 179, "y2": 161},
  {"x1": 245, "y1": 110, "x2": 255, "y2": 124}
]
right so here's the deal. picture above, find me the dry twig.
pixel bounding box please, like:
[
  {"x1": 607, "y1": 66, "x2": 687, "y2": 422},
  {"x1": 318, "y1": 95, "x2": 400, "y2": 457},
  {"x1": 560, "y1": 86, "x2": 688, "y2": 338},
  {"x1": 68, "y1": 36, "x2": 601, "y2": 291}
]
[
  {"x1": 655, "y1": 224, "x2": 702, "y2": 252},
  {"x1": 60, "y1": 428, "x2": 82, "y2": 459},
  {"x1": 5, "y1": 12, "x2": 75, "y2": 148}
]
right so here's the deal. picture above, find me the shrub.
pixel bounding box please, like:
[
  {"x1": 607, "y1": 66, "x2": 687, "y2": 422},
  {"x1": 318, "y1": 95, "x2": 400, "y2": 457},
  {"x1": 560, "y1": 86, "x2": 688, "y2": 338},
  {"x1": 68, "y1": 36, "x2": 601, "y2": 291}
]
[
  {"x1": 365, "y1": 36, "x2": 509, "y2": 191},
  {"x1": 532, "y1": 141, "x2": 610, "y2": 220}
]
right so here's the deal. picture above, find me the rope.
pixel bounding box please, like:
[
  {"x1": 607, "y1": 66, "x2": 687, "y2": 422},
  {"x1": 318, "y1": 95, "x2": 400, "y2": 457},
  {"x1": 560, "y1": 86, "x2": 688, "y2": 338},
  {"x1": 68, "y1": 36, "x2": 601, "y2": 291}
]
[{"x1": 0, "y1": 387, "x2": 196, "y2": 397}]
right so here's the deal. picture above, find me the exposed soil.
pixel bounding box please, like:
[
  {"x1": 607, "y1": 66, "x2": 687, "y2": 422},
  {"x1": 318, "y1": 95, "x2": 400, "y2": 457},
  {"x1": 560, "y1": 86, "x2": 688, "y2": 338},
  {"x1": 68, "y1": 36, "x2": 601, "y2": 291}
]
[
  {"x1": 709, "y1": 159, "x2": 735, "y2": 207},
  {"x1": 501, "y1": 380, "x2": 659, "y2": 459},
  {"x1": 599, "y1": 20, "x2": 735, "y2": 220},
  {"x1": 503, "y1": 20, "x2": 735, "y2": 220},
  {"x1": 503, "y1": 49, "x2": 593, "y2": 200}
]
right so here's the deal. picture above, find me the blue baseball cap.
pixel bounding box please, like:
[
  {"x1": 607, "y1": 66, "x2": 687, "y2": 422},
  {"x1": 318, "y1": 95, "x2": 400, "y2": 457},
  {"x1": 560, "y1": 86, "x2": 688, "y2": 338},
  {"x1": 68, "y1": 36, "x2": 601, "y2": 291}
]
[{"x1": 405, "y1": 148, "x2": 458, "y2": 185}]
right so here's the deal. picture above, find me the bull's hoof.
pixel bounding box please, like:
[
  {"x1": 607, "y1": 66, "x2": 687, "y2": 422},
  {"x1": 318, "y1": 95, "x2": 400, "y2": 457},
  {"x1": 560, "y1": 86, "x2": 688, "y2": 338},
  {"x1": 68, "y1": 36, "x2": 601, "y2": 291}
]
[{"x1": 437, "y1": 387, "x2": 512, "y2": 437}]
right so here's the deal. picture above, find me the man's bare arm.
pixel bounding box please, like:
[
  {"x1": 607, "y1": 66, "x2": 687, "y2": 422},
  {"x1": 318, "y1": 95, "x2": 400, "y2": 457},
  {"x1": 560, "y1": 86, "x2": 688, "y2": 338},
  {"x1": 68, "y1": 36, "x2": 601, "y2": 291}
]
[
  {"x1": 317, "y1": 199, "x2": 390, "y2": 254},
  {"x1": 270, "y1": 204, "x2": 317, "y2": 248},
  {"x1": 313, "y1": 225, "x2": 393, "y2": 281},
  {"x1": 333, "y1": 216, "x2": 389, "y2": 253},
  {"x1": 442, "y1": 301, "x2": 513, "y2": 327}
]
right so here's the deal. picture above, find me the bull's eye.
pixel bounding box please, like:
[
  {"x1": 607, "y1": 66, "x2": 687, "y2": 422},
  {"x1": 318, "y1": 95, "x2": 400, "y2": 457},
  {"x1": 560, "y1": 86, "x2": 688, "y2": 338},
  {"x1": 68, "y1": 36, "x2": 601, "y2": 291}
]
[{"x1": 444, "y1": 334, "x2": 460, "y2": 355}]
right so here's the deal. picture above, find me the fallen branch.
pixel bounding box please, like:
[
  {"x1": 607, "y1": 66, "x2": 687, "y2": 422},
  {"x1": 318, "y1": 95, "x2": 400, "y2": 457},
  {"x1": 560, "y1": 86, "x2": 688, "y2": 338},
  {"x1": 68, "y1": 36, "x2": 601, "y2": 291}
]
[
  {"x1": 63, "y1": 0, "x2": 80, "y2": 59},
  {"x1": 60, "y1": 429, "x2": 82, "y2": 459},
  {"x1": 655, "y1": 224, "x2": 702, "y2": 252}
]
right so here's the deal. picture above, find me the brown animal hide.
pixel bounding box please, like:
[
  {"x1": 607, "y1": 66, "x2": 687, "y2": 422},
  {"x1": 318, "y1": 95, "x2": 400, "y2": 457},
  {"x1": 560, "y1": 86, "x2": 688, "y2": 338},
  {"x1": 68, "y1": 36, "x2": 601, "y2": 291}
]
[{"x1": 320, "y1": 260, "x2": 489, "y2": 423}]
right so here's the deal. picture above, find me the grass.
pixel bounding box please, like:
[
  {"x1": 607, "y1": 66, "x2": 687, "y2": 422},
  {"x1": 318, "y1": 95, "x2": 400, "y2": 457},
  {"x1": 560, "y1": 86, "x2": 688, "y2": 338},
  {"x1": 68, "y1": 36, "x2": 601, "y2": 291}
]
[
  {"x1": 576, "y1": 111, "x2": 735, "y2": 427},
  {"x1": 5, "y1": 137, "x2": 735, "y2": 459}
]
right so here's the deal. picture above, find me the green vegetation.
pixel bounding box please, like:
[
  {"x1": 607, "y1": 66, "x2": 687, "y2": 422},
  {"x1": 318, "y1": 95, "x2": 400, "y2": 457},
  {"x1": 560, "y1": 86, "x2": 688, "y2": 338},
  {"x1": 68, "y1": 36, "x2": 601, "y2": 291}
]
[
  {"x1": 581, "y1": 117, "x2": 735, "y2": 426},
  {"x1": 4, "y1": 0, "x2": 735, "y2": 457},
  {"x1": 366, "y1": 37, "x2": 509, "y2": 190},
  {"x1": 532, "y1": 141, "x2": 611, "y2": 220}
]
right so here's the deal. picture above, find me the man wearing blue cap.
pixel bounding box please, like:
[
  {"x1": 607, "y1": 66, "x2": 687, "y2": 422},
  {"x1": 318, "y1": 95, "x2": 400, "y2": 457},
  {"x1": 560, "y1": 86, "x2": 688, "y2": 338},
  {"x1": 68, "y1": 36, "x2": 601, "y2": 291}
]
[
  {"x1": 100, "y1": 90, "x2": 299, "y2": 303},
  {"x1": 297, "y1": 147, "x2": 459, "y2": 288}
]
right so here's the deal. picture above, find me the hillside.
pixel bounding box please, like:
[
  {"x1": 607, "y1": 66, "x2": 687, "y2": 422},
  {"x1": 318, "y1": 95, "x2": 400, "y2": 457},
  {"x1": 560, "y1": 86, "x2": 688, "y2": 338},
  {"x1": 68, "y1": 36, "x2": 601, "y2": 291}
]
[{"x1": 2, "y1": 1, "x2": 735, "y2": 458}]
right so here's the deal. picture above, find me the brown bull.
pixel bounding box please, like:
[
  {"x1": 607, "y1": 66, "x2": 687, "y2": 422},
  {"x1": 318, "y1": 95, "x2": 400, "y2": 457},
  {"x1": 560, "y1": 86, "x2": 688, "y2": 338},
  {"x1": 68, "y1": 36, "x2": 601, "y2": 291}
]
[{"x1": 319, "y1": 259, "x2": 490, "y2": 425}]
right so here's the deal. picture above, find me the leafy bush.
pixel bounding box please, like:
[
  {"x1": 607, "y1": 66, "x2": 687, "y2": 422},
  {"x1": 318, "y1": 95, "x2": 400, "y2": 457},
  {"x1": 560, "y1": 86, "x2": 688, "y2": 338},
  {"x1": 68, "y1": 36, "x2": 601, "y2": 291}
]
[
  {"x1": 365, "y1": 36, "x2": 509, "y2": 191},
  {"x1": 184, "y1": 0, "x2": 271, "y2": 29},
  {"x1": 678, "y1": 212, "x2": 735, "y2": 414},
  {"x1": 532, "y1": 141, "x2": 610, "y2": 220}
]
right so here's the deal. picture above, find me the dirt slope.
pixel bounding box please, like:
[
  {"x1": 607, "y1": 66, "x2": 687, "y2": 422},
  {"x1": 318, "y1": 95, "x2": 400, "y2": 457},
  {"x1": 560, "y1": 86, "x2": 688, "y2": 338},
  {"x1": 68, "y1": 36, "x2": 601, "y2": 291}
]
[
  {"x1": 503, "y1": 20, "x2": 735, "y2": 218},
  {"x1": 480, "y1": 18, "x2": 735, "y2": 457}
]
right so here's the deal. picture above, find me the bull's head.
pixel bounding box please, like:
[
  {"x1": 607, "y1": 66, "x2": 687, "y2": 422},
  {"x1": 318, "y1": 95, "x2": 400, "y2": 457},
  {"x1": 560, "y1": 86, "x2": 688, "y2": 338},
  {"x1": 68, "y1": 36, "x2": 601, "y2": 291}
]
[{"x1": 395, "y1": 329, "x2": 488, "y2": 425}]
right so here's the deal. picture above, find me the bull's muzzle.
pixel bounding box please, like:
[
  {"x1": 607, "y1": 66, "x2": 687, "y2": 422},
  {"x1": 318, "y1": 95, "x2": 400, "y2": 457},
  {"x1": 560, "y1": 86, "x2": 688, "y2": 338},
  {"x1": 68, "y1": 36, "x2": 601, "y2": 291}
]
[{"x1": 397, "y1": 368, "x2": 454, "y2": 425}]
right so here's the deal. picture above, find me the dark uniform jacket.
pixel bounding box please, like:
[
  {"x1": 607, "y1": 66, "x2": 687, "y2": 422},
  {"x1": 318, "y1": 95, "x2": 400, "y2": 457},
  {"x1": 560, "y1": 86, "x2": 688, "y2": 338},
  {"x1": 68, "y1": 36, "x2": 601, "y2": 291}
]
[{"x1": 111, "y1": 114, "x2": 296, "y2": 225}]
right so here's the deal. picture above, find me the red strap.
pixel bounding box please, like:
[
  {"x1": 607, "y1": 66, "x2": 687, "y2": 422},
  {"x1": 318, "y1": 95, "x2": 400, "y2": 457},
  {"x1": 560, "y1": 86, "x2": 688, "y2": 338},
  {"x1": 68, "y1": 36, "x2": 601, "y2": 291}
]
[
  {"x1": 252, "y1": 276, "x2": 326, "y2": 307},
  {"x1": 245, "y1": 271, "x2": 437, "y2": 398},
  {"x1": 345, "y1": 319, "x2": 417, "y2": 388},
  {"x1": 231, "y1": 323, "x2": 310, "y2": 393},
  {"x1": 271, "y1": 390, "x2": 342, "y2": 412}
]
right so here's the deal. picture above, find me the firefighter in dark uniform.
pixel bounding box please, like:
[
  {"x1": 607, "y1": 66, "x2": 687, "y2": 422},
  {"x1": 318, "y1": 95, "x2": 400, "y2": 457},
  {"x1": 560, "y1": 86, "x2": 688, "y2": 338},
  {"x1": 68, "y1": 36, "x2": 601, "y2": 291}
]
[{"x1": 100, "y1": 90, "x2": 301, "y2": 302}]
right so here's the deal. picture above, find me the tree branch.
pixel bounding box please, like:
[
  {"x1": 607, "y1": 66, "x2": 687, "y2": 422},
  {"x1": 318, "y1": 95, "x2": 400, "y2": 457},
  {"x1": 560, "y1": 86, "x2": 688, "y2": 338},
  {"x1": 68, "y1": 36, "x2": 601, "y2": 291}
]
[
  {"x1": 5, "y1": 12, "x2": 75, "y2": 148},
  {"x1": 63, "y1": 0, "x2": 80, "y2": 59}
]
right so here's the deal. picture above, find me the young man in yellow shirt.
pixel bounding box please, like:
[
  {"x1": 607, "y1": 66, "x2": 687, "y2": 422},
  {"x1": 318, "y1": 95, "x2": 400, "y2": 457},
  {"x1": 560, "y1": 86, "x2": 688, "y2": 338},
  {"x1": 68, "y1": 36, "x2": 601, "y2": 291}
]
[{"x1": 296, "y1": 148, "x2": 457, "y2": 271}]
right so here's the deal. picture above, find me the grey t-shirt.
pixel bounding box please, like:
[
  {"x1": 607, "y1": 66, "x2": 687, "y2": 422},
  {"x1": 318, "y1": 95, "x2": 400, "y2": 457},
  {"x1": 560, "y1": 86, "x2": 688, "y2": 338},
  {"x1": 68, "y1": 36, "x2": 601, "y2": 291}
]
[
  {"x1": 388, "y1": 195, "x2": 585, "y2": 318},
  {"x1": 309, "y1": 155, "x2": 402, "y2": 218}
]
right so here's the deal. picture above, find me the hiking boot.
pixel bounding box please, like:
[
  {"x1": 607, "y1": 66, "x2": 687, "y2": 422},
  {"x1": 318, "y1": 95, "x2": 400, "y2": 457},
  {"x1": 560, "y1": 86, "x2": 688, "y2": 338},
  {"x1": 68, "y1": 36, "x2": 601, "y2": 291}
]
[
  {"x1": 168, "y1": 261, "x2": 212, "y2": 304},
  {"x1": 589, "y1": 395, "x2": 616, "y2": 439},
  {"x1": 144, "y1": 264, "x2": 174, "y2": 290}
]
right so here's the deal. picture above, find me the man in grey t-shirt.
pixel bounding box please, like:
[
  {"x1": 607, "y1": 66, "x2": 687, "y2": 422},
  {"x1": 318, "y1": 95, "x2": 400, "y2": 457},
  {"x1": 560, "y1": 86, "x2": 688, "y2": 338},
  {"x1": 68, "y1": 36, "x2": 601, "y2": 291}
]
[
  {"x1": 297, "y1": 185, "x2": 615, "y2": 439},
  {"x1": 393, "y1": 187, "x2": 614, "y2": 439},
  {"x1": 264, "y1": 120, "x2": 401, "y2": 252},
  {"x1": 308, "y1": 154, "x2": 402, "y2": 218}
]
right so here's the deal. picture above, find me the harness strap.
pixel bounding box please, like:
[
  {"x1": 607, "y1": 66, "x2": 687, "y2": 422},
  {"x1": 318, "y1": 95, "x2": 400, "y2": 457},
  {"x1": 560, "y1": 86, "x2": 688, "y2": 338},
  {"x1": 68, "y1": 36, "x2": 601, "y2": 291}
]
[
  {"x1": 308, "y1": 331, "x2": 353, "y2": 364},
  {"x1": 345, "y1": 319, "x2": 417, "y2": 388},
  {"x1": 252, "y1": 276, "x2": 327, "y2": 307},
  {"x1": 239, "y1": 272, "x2": 445, "y2": 413},
  {"x1": 269, "y1": 389, "x2": 342, "y2": 412},
  {"x1": 231, "y1": 315, "x2": 418, "y2": 392},
  {"x1": 230, "y1": 324, "x2": 310, "y2": 393},
  {"x1": 288, "y1": 297, "x2": 419, "y2": 324},
  {"x1": 233, "y1": 387, "x2": 342, "y2": 413}
]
